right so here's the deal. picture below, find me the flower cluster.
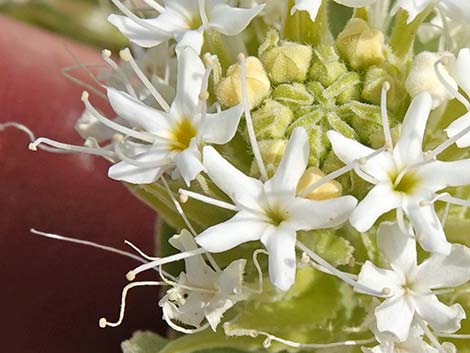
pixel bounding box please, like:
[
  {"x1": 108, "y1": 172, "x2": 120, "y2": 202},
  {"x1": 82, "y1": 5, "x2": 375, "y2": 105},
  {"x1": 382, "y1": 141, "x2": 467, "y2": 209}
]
[{"x1": 18, "y1": 0, "x2": 470, "y2": 352}]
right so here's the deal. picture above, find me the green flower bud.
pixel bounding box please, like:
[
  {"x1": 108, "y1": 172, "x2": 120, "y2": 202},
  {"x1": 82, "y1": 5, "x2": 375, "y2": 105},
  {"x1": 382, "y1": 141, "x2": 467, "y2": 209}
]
[
  {"x1": 250, "y1": 139, "x2": 287, "y2": 178},
  {"x1": 336, "y1": 18, "x2": 385, "y2": 70},
  {"x1": 252, "y1": 100, "x2": 294, "y2": 139},
  {"x1": 216, "y1": 56, "x2": 270, "y2": 109},
  {"x1": 259, "y1": 30, "x2": 313, "y2": 84},
  {"x1": 272, "y1": 83, "x2": 314, "y2": 110},
  {"x1": 297, "y1": 167, "x2": 343, "y2": 200},
  {"x1": 308, "y1": 45, "x2": 348, "y2": 87}
]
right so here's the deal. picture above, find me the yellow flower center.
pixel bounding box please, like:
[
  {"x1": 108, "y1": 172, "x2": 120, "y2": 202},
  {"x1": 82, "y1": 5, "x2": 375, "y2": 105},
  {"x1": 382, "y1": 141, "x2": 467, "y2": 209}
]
[
  {"x1": 265, "y1": 207, "x2": 288, "y2": 227},
  {"x1": 390, "y1": 170, "x2": 421, "y2": 195},
  {"x1": 170, "y1": 118, "x2": 197, "y2": 152}
]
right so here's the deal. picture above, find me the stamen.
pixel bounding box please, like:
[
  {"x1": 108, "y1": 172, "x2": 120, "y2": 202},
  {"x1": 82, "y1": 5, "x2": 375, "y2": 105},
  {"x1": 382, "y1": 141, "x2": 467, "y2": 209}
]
[
  {"x1": 300, "y1": 146, "x2": 387, "y2": 197},
  {"x1": 198, "y1": 0, "x2": 209, "y2": 29},
  {"x1": 438, "y1": 194, "x2": 470, "y2": 208},
  {"x1": 438, "y1": 333, "x2": 470, "y2": 339},
  {"x1": 64, "y1": 45, "x2": 106, "y2": 91},
  {"x1": 110, "y1": 0, "x2": 168, "y2": 32},
  {"x1": 62, "y1": 64, "x2": 107, "y2": 100},
  {"x1": 396, "y1": 208, "x2": 413, "y2": 237},
  {"x1": 427, "y1": 117, "x2": 470, "y2": 159},
  {"x1": 178, "y1": 189, "x2": 239, "y2": 211},
  {"x1": 434, "y1": 59, "x2": 470, "y2": 110},
  {"x1": 125, "y1": 240, "x2": 158, "y2": 261},
  {"x1": 141, "y1": 0, "x2": 165, "y2": 13},
  {"x1": 296, "y1": 241, "x2": 386, "y2": 297},
  {"x1": 0, "y1": 122, "x2": 62, "y2": 153},
  {"x1": 247, "y1": 249, "x2": 268, "y2": 294},
  {"x1": 119, "y1": 48, "x2": 171, "y2": 112},
  {"x1": 239, "y1": 53, "x2": 268, "y2": 182},
  {"x1": 419, "y1": 193, "x2": 450, "y2": 207},
  {"x1": 126, "y1": 248, "x2": 207, "y2": 281},
  {"x1": 353, "y1": 165, "x2": 379, "y2": 184},
  {"x1": 31, "y1": 229, "x2": 146, "y2": 264},
  {"x1": 29, "y1": 137, "x2": 115, "y2": 158},
  {"x1": 81, "y1": 91, "x2": 156, "y2": 144},
  {"x1": 393, "y1": 159, "x2": 431, "y2": 188},
  {"x1": 162, "y1": 308, "x2": 210, "y2": 334},
  {"x1": 99, "y1": 281, "x2": 165, "y2": 328},
  {"x1": 441, "y1": 202, "x2": 451, "y2": 227},
  {"x1": 417, "y1": 317, "x2": 448, "y2": 353},
  {"x1": 158, "y1": 265, "x2": 217, "y2": 294},
  {"x1": 224, "y1": 324, "x2": 376, "y2": 349},
  {"x1": 102, "y1": 49, "x2": 138, "y2": 98},
  {"x1": 380, "y1": 82, "x2": 393, "y2": 150}
]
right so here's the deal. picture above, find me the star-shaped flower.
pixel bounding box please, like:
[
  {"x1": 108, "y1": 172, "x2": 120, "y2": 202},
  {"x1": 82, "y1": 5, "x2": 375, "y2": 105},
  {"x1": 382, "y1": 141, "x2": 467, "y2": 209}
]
[
  {"x1": 328, "y1": 92, "x2": 470, "y2": 255},
  {"x1": 108, "y1": 0, "x2": 264, "y2": 54},
  {"x1": 101, "y1": 47, "x2": 243, "y2": 185},
  {"x1": 356, "y1": 222, "x2": 470, "y2": 341},
  {"x1": 195, "y1": 127, "x2": 357, "y2": 291},
  {"x1": 292, "y1": 0, "x2": 376, "y2": 22},
  {"x1": 159, "y1": 230, "x2": 247, "y2": 331}
]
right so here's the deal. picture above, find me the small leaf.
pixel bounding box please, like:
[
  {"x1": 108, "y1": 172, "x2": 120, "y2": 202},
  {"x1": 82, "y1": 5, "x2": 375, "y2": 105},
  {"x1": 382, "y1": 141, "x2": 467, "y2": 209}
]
[{"x1": 121, "y1": 331, "x2": 168, "y2": 353}]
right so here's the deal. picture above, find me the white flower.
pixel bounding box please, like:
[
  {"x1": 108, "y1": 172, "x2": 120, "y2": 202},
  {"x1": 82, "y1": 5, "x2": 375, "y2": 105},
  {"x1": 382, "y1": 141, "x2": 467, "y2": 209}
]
[
  {"x1": 405, "y1": 51, "x2": 456, "y2": 109},
  {"x1": 195, "y1": 127, "x2": 357, "y2": 291},
  {"x1": 392, "y1": 0, "x2": 470, "y2": 24},
  {"x1": 356, "y1": 222, "x2": 470, "y2": 341},
  {"x1": 291, "y1": 0, "x2": 376, "y2": 22},
  {"x1": 328, "y1": 92, "x2": 470, "y2": 255},
  {"x1": 108, "y1": 0, "x2": 264, "y2": 54},
  {"x1": 159, "y1": 230, "x2": 247, "y2": 331},
  {"x1": 104, "y1": 47, "x2": 244, "y2": 185}
]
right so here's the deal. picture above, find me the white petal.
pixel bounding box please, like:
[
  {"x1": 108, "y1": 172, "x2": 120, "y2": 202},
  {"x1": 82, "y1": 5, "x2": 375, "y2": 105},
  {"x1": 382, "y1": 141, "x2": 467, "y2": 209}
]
[
  {"x1": 208, "y1": 3, "x2": 264, "y2": 36},
  {"x1": 445, "y1": 112, "x2": 470, "y2": 148},
  {"x1": 377, "y1": 222, "x2": 417, "y2": 277},
  {"x1": 440, "y1": 0, "x2": 470, "y2": 24},
  {"x1": 418, "y1": 158, "x2": 470, "y2": 191},
  {"x1": 107, "y1": 88, "x2": 172, "y2": 134},
  {"x1": 175, "y1": 29, "x2": 205, "y2": 55},
  {"x1": 173, "y1": 146, "x2": 204, "y2": 186},
  {"x1": 107, "y1": 14, "x2": 171, "y2": 48},
  {"x1": 202, "y1": 146, "x2": 264, "y2": 209},
  {"x1": 288, "y1": 196, "x2": 357, "y2": 231},
  {"x1": 413, "y1": 295, "x2": 465, "y2": 333},
  {"x1": 392, "y1": 0, "x2": 432, "y2": 24},
  {"x1": 171, "y1": 46, "x2": 206, "y2": 118},
  {"x1": 350, "y1": 183, "x2": 402, "y2": 233},
  {"x1": 415, "y1": 244, "x2": 470, "y2": 290},
  {"x1": 375, "y1": 295, "x2": 414, "y2": 341},
  {"x1": 265, "y1": 127, "x2": 309, "y2": 196},
  {"x1": 334, "y1": 0, "x2": 376, "y2": 7},
  {"x1": 260, "y1": 224, "x2": 297, "y2": 291},
  {"x1": 217, "y1": 259, "x2": 246, "y2": 296},
  {"x1": 291, "y1": 0, "x2": 322, "y2": 22},
  {"x1": 199, "y1": 104, "x2": 244, "y2": 145},
  {"x1": 453, "y1": 48, "x2": 470, "y2": 95},
  {"x1": 393, "y1": 92, "x2": 432, "y2": 167},
  {"x1": 107, "y1": 146, "x2": 169, "y2": 184},
  {"x1": 356, "y1": 261, "x2": 404, "y2": 295},
  {"x1": 327, "y1": 130, "x2": 395, "y2": 181},
  {"x1": 196, "y1": 211, "x2": 268, "y2": 252},
  {"x1": 174, "y1": 292, "x2": 208, "y2": 327},
  {"x1": 403, "y1": 199, "x2": 451, "y2": 255}
]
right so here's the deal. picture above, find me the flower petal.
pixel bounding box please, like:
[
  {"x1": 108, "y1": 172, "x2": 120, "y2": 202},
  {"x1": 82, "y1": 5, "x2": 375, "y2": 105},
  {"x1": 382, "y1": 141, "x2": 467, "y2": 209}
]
[
  {"x1": 415, "y1": 244, "x2": 470, "y2": 290},
  {"x1": 196, "y1": 211, "x2": 268, "y2": 252},
  {"x1": 393, "y1": 92, "x2": 432, "y2": 167},
  {"x1": 391, "y1": 0, "x2": 432, "y2": 24},
  {"x1": 327, "y1": 130, "x2": 395, "y2": 181},
  {"x1": 202, "y1": 146, "x2": 264, "y2": 209},
  {"x1": 171, "y1": 47, "x2": 205, "y2": 118},
  {"x1": 356, "y1": 261, "x2": 404, "y2": 295},
  {"x1": 413, "y1": 295, "x2": 465, "y2": 333},
  {"x1": 199, "y1": 104, "x2": 244, "y2": 145},
  {"x1": 418, "y1": 158, "x2": 470, "y2": 191},
  {"x1": 108, "y1": 145, "x2": 169, "y2": 184},
  {"x1": 445, "y1": 112, "x2": 470, "y2": 148},
  {"x1": 350, "y1": 183, "x2": 402, "y2": 233},
  {"x1": 403, "y1": 199, "x2": 451, "y2": 255},
  {"x1": 173, "y1": 145, "x2": 204, "y2": 186},
  {"x1": 265, "y1": 127, "x2": 309, "y2": 196},
  {"x1": 377, "y1": 222, "x2": 417, "y2": 277},
  {"x1": 291, "y1": 0, "x2": 322, "y2": 21},
  {"x1": 260, "y1": 224, "x2": 297, "y2": 291},
  {"x1": 288, "y1": 196, "x2": 357, "y2": 231},
  {"x1": 107, "y1": 87, "x2": 172, "y2": 134},
  {"x1": 107, "y1": 14, "x2": 171, "y2": 48},
  {"x1": 208, "y1": 3, "x2": 264, "y2": 36},
  {"x1": 453, "y1": 48, "x2": 470, "y2": 95},
  {"x1": 334, "y1": 0, "x2": 377, "y2": 7},
  {"x1": 375, "y1": 295, "x2": 414, "y2": 341},
  {"x1": 175, "y1": 29, "x2": 205, "y2": 55}
]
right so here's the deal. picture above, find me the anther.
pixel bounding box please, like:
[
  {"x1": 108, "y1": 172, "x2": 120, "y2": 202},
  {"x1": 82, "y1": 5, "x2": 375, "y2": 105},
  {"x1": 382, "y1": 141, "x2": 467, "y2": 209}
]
[
  {"x1": 263, "y1": 338, "x2": 272, "y2": 348},
  {"x1": 119, "y1": 48, "x2": 132, "y2": 62},
  {"x1": 126, "y1": 271, "x2": 136, "y2": 281},
  {"x1": 199, "y1": 91, "x2": 210, "y2": 101},
  {"x1": 382, "y1": 287, "x2": 391, "y2": 296},
  {"x1": 102, "y1": 49, "x2": 112, "y2": 58},
  {"x1": 99, "y1": 318, "x2": 108, "y2": 328},
  {"x1": 81, "y1": 91, "x2": 90, "y2": 102},
  {"x1": 179, "y1": 193, "x2": 189, "y2": 204}
]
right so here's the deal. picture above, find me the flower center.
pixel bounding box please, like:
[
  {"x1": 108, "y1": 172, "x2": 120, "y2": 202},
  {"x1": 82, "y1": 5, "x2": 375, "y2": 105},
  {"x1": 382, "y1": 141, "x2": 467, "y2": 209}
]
[
  {"x1": 264, "y1": 207, "x2": 288, "y2": 227},
  {"x1": 390, "y1": 170, "x2": 421, "y2": 195},
  {"x1": 170, "y1": 118, "x2": 197, "y2": 152}
]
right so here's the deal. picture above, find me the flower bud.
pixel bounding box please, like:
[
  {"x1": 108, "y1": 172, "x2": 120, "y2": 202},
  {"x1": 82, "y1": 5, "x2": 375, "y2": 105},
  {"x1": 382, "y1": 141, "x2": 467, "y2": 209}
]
[
  {"x1": 216, "y1": 57, "x2": 270, "y2": 109},
  {"x1": 308, "y1": 46, "x2": 349, "y2": 87},
  {"x1": 405, "y1": 51, "x2": 456, "y2": 109},
  {"x1": 259, "y1": 30, "x2": 313, "y2": 84},
  {"x1": 250, "y1": 139, "x2": 287, "y2": 178},
  {"x1": 272, "y1": 83, "x2": 314, "y2": 109},
  {"x1": 336, "y1": 18, "x2": 385, "y2": 70},
  {"x1": 296, "y1": 167, "x2": 343, "y2": 200},
  {"x1": 252, "y1": 100, "x2": 294, "y2": 139}
]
